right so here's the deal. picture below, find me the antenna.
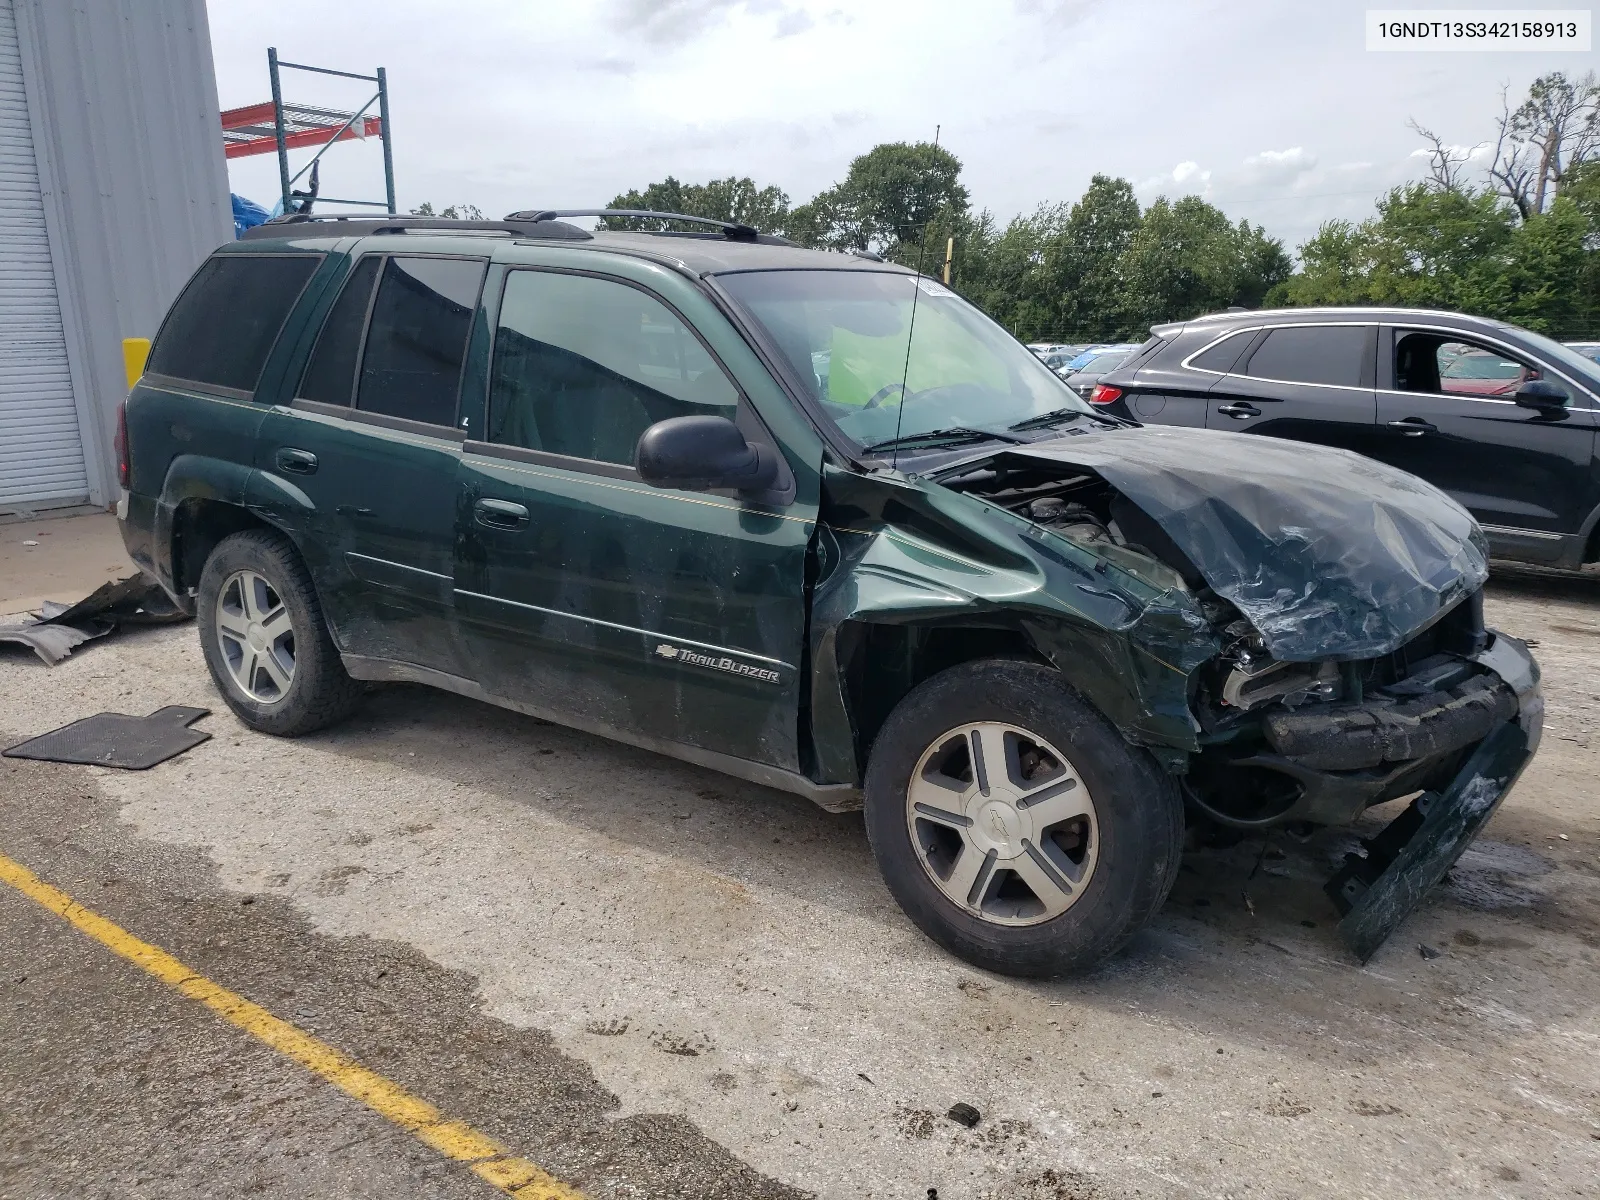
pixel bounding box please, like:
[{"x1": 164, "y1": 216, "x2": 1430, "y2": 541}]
[{"x1": 891, "y1": 124, "x2": 941, "y2": 471}]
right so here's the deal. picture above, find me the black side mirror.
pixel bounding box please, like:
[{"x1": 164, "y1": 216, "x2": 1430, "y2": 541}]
[
  {"x1": 1514, "y1": 378, "x2": 1568, "y2": 410},
  {"x1": 636, "y1": 415, "x2": 778, "y2": 493}
]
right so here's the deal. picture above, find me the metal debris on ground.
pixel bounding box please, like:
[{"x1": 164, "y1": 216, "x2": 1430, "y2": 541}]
[
  {"x1": 3, "y1": 706, "x2": 212, "y2": 770},
  {"x1": 0, "y1": 574, "x2": 187, "y2": 665},
  {"x1": 0, "y1": 621, "x2": 107, "y2": 666},
  {"x1": 945, "y1": 1102, "x2": 981, "y2": 1128},
  {"x1": 1418, "y1": 943, "x2": 1443, "y2": 960}
]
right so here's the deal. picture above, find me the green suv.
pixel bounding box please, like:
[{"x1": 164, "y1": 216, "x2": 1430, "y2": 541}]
[{"x1": 117, "y1": 211, "x2": 1543, "y2": 975}]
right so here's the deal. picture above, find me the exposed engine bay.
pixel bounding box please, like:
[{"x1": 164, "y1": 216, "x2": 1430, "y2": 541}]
[{"x1": 946, "y1": 461, "x2": 1519, "y2": 834}]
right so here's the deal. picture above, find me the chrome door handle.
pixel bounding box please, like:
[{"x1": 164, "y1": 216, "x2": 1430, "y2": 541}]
[
  {"x1": 474, "y1": 498, "x2": 529, "y2": 529},
  {"x1": 276, "y1": 447, "x2": 318, "y2": 474},
  {"x1": 1387, "y1": 418, "x2": 1436, "y2": 437},
  {"x1": 1215, "y1": 402, "x2": 1260, "y2": 419}
]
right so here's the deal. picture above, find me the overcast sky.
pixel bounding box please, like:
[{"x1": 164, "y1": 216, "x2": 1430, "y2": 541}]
[{"x1": 208, "y1": 0, "x2": 1595, "y2": 253}]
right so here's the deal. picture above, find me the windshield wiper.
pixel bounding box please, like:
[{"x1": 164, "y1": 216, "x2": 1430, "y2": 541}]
[
  {"x1": 1007, "y1": 407, "x2": 1088, "y2": 432},
  {"x1": 863, "y1": 426, "x2": 1027, "y2": 454},
  {"x1": 1009, "y1": 406, "x2": 1128, "y2": 432}
]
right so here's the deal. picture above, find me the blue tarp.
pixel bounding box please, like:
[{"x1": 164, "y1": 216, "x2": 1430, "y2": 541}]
[{"x1": 231, "y1": 193, "x2": 270, "y2": 238}]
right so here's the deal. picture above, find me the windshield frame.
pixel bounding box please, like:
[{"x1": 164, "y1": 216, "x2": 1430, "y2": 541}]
[{"x1": 709, "y1": 266, "x2": 1097, "y2": 461}]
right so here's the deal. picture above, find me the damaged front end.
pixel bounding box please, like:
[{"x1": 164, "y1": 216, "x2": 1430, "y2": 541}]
[{"x1": 930, "y1": 425, "x2": 1543, "y2": 961}]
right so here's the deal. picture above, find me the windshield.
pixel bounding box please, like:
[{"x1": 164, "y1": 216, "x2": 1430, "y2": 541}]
[{"x1": 718, "y1": 269, "x2": 1093, "y2": 449}]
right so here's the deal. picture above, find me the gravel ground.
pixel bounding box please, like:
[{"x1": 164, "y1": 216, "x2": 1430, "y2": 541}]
[{"x1": 1, "y1": 571, "x2": 1597, "y2": 1199}]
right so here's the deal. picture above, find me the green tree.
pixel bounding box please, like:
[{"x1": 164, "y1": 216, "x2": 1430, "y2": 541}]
[
  {"x1": 846, "y1": 141, "x2": 969, "y2": 255},
  {"x1": 1045, "y1": 176, "x2": 1144, "y2": 339},
  {"x1": 789, "y1": 142, "x2": 970, "y2": 256},
  {"x1": 410, "y1": 201, "x2": 484, "y2": 220},
  {"x1": 1268, "y1": 220, "x2": 1368, "y2": 306},
  {"x1": 600, "y1": 176, "x2": 790, "y2": 232},
  {"x1": 1270, "y1": 185, "x2": 1515, "y2": 312},
  {"x1": 1270, "y1": 180, "x2": 1600, "y2": 337},
  {"x1": 1116, "y1": 196, "x2": 1289, "y2": 331}
]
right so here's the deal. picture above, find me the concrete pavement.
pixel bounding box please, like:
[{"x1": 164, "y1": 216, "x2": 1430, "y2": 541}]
[{"x1": 1, "y1": 548, "x2": 1598, "y2": 1198}]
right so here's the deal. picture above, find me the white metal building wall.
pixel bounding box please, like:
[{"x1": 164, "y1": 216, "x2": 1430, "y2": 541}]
[
  {"x1": 1, "y1": 0, "x2": 231, "y2": 512},
  {"x1": 0, "y1": 0, "x2": 89, "y2": 509}
]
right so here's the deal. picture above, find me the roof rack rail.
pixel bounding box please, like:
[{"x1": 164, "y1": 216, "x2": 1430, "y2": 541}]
[
  {"x1": 240, "y1": 213, "x2": 592, "y2": 242},
  {"x1": 506, "y1": 208, "x2": 787, "y2": 244}
]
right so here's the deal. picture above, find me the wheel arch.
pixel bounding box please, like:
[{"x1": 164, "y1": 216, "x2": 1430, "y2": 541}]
[
  {"x1": 1580, "y1": 499, "x2": 1600, "y2": 565},
  {"x1": 169, "y1": 498, "x2": 278, "y2": 599},
  {"x1": 159, "y1": 456, "x2": 319, "y2": 601},
  {"x1": 814, "y1": 619, "x2": 1049, "y2": 784}
]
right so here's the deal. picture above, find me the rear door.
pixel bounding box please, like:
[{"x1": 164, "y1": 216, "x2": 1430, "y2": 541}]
[
  {"x1": 1371, "y1": 326, "x2": 1600, "y2": 562},
  {"x1": 258, "y1": 251, "x2": 486, "y2": 675},
  {"x1": 1203, "y1": 323, "x2": 1378, "y2": 455},
  {"x1": 454, "y1": 263, "x2": 814, "y2": 769}
]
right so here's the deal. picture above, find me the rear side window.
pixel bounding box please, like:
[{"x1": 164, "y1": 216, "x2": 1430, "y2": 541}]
[
  {"x1": 147, "y1": 255, "x2": 319, "y2": 393},
  {"x1": 1241, "y1": 325, "x2": 1367, "y2": 387},
  {"x1": 356, "y1": 257, "x2": 486, "y2": 427},
  {"x1": 488, "y1": 270, "x2": 740, "y2": 466},
  {"x1": 1188, "y1": 329, "x2": 1253, "y2": 374},
  {"x1": 298, "y1": 257, "x2": 382, "y2": 406}
]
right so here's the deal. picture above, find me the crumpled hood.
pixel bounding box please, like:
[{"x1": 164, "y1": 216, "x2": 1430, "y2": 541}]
[{"x1": 974, "y1": 424, "x2": 1489, "y2": 661}]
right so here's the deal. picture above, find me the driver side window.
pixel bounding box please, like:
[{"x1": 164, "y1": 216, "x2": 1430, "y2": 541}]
[
  {"x1": 488, "y1": 270, "x2": 740, "y2": 466},
  {"x1": 1394, "y1": 332, "x2": 1537, "y2": 399}
]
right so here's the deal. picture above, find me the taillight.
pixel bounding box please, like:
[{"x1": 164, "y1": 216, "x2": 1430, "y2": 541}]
[
  {"x1": 1089, "y1": 383, "x2": 1122, "y2": 405},
  {"x1": 115, "y1": 401, "x2": 129, "y2": 489}
]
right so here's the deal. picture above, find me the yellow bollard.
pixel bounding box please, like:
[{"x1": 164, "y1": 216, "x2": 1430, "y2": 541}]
[{"x1": 122, "y1": 337, "x2": 150, "y2": 390}]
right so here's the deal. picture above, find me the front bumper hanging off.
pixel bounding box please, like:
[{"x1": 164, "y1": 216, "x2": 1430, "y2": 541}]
[{"x1": 1324, "y1": 632, "x2": 1543, "y2": 962}]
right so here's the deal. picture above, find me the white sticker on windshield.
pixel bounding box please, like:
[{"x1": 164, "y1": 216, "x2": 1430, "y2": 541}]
[{"x1": 916, "y1": 278, "x2": 954, "y2": 298}]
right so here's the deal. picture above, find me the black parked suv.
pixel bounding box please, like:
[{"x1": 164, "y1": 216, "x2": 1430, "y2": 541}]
[{"x1": 1091, "y1": 308, "x2": 1600, "y2": 571}]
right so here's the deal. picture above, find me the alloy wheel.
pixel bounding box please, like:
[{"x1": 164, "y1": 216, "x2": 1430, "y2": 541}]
[
  {"x1": 215, "y1": 569, "x2": 296, "y2": 703},
  {"x1": 905, "y1": 721, "x2": 1099, "y2": 926}
]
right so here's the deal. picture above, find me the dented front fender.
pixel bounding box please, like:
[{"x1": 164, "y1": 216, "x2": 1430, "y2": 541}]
[{"x1": 806, "y1": 466, "x2": 1220, "y2": 786}]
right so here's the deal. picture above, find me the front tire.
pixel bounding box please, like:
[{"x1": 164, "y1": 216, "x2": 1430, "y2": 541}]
[
  {"x1": 196, "y1": 529, "x2": 362, "y2": 736},
  {"x1": 864, "y1": 659, "x2": 1183, "y2": 978}
]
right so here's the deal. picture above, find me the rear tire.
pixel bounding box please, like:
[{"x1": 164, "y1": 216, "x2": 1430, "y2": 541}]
[
  {"x1": 864, "y1": 659, "x2": 1183, "y2": 977},
  {"x1": 196, "y1": 529, "x2": 362, "y2": 736}
]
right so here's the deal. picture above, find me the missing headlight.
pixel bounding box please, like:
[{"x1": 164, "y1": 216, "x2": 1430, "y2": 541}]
[{"x1": 1221, "y1": 659, "x2": 1341, "y2": 711}]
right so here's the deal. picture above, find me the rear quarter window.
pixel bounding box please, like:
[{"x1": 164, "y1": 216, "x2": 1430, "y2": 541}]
[
  {"x1": 147, "y1": 254, "x2": 321, "y2": 393},
  {"x1": 1187, "y1": 329, "x2": 1255, "y2": 374},
  {"x1": 1117, "y1": 335, "x2": 1166, "y2": 372}
]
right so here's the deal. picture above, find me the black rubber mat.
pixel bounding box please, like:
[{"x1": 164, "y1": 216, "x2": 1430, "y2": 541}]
[{"x1": 3, "y1": 706, "x2": 212, "y2": 770}]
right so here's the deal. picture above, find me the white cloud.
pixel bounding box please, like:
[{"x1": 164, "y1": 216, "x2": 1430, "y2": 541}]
[
  {"x1": 609, "y1": 0, "x2": 750, "y2": 46},
  {"x1": 1241, "y1": 146, "x2": 1318, "y2": 186},
  {"x1": 774, "y1": 8, "x2": 815, "y2": 36},
  {"x1": 1408, "y1": 142, "x2": 1492, "y2": 162}
]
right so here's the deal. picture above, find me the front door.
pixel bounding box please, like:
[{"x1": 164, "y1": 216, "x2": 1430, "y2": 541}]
[
  {"x1": 258, "y1": 252, "x2": 486, "y2": 674},
  {"x1": 1370, "y1": 326, "x2": 1600, "y2": 563},
  {"x1": 1203, "y1": 322, "x2": 1379, "y2": 456},
  {"x1": 454, "y1": 266, "x2": 814, "y2": 769}
]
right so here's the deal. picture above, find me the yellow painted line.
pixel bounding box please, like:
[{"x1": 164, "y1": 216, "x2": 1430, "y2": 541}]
[{"x1": 0, "y1": 851, "x2": 584, "y2": 1200}]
